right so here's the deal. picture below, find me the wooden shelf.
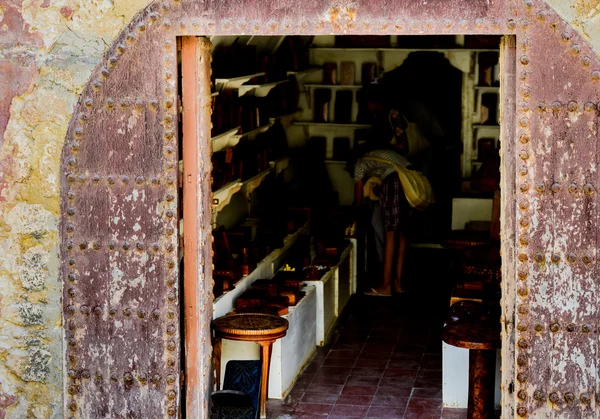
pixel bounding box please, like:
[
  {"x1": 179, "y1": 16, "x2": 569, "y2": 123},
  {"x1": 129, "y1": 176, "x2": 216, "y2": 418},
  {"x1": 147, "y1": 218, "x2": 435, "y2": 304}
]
[
  {"x1": 269, "y1": 109, "x2": 302, "y2": 128},
  {"x1": 212, "y1": 126, "x2": 241, "y2": 153},
  {"x1": 232, "y1": 123, "x2": 273, "y2": 142},
  {"x1": 215, "y1": 73, "x2": 266, "y2": 90},
  {"x1": 270, "y1": 157, "x2": 291, "y2": 176},
  {"x1": 238, "y1": 79, "x2": 289, "y2": 97},
  {"x1": 305, "y1": 84, "x2": 362, "y2": 90},
  {"x1": 295, "y1": 122, "x2": 371, "y2": 128}
]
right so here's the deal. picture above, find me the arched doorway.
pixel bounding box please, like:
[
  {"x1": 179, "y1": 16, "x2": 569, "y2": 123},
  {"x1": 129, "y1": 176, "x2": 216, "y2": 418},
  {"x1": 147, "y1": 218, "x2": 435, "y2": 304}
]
[{"x1": 60, "y1": 1, "x2": 600, "y2": 417}]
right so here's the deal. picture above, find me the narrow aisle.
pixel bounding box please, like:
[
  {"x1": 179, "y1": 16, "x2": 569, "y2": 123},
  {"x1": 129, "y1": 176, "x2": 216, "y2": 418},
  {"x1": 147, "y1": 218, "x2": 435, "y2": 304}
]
[{"x1": 267, "y1": 295, "x2": 467, "y2": 419}]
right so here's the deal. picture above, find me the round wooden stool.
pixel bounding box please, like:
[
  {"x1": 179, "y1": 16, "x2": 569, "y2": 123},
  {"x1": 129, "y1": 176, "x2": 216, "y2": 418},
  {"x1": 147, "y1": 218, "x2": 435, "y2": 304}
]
[
  {"x1": 212, "y1": 313, "x2": 289, "y2": 419},
  {"x1": 442, "y1": 321, "x2": 501, "y2": 419}
]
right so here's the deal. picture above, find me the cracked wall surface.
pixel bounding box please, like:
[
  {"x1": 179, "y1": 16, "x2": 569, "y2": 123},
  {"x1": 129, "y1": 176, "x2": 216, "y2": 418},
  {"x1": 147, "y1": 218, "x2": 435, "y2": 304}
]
[{"x1": 0, "y1": 0, "x2": 599, "y2": 417}]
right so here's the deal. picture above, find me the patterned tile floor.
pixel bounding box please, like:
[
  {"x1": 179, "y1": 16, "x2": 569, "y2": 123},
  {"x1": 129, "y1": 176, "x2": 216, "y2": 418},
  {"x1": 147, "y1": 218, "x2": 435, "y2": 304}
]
[{"x1": 266, "y1": 295, "x2": 472, "y2": 419}]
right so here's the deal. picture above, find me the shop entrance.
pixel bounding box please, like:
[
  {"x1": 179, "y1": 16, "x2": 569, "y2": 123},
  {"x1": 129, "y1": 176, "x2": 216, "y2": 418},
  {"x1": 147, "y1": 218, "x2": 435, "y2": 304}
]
[
  {"x1": 60, "y1": 1, "x2": 600, "y2": 418},
  {"x1": 183, "y1": 34, "x2": 512, "y2": 418}
]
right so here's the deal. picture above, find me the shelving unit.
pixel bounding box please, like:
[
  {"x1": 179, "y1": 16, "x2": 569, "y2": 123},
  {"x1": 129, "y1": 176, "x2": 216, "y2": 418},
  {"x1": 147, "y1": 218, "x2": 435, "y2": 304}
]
[
  {"x1": 238, "y1": 79, "x2": 289, "y2": 97},
  {"x1": 215, "y1": 73, "x2": 265, "y2": 90},
  {"x1": 212, "y1": 126, "x2": 241, "y2": 153}
]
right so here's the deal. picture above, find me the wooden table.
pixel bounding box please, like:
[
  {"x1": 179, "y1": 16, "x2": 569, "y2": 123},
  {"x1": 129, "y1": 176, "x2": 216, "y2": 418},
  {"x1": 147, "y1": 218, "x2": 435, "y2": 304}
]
[
  {"x1": 212, "y1": 313, "x2": 289, "y2": 419},
  {"x1": 442, "y1": 321, "x2": 501, "y2": 419}
]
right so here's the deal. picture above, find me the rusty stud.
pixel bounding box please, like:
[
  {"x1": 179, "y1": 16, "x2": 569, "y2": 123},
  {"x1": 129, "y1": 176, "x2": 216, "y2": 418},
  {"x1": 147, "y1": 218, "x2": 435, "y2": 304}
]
[
  {"x1": 68, "y1": 273, "x2": 78, "y2": 282},
  {"x1": 108, "y1": 241, "x2": 116, "y2": 250},
  {"x1": 167, "y1": 309, "x2": 175, "y2": 319},
  {"x1": 520, "y1": 216, "x2": 530, "y2": 227},
  {"x1": 68, "y1": 288, "x2": 76, "y2": 298},
  {"x1": 163, "y1": 19, "x2": 171, "y2": 29},
  {"x1": 124, "y1": 307, "x2": 132, "y2": 317},
  {"x1": 167, "y1": 358, "x2": 176, "y2": 367},
  {"x1": 518, "y1": 390, "x2": 528, "y2": 400},
  {"x1": 517, "y1": 354, "x2": 528, "y2": 366},
  {"x1": 168, "y1": 390, "x2": 177, "y2": 400},
  {"x1": 166, "y1": 210, "x2": 175, "y2": 218},
  {"x1": 138, "y1": 309, "x2": 146, "y2": 319},
  {"x1": 152, "y1": 177, "x2": 160, "y2": 185},
  {"x1": 534, "y1": 323, "x2": 544, "y2": 332},
  {"x1": 165, "y1": 146, "x2": 175, "y2": 154},
  {"x1": 166, "y1": 277, "x2": 176, "y2": 286},
  {"x1": 518, "y1": 286, "x2": 528, "y2": 297},
  {"x1": 518, "y1": 305, "x2": 529, "y2": 315},
  {"x1": 166, "y1": 194, "x2": 175, "y2": 202},
  {"x1": 507, "y1": 19, "x2": 517, "y2": 30},
  {"x1": 580, "y1": 393, "x2": 591, "y2": 404},
  {"x1": 66, "y1": 241, "x2": 74, "y2": 250},
  {"x1": 567, "y1": 323, "x2": 576, "y2": 332},
  {"x1": 567, "y1": 101, "x2": 579, "y2": 112},
  {"x1": 166, "y1": 243, "x2": 174, "y2": 253},
  {"x1": 517, "y1": 406, "x2": 527, "y2": 417},
  {"x1": 109, "y1": 307, "x2": 117, "y2": 316},
  {"x1": 535, "y1": 101, "x2": 545, "y2": 112},
  {"x1": 167, "y1": 340, "x2": 176, "y2": 351},
  {"x1": 136, "y1": 242, "x2": 145, "y2": 251},
  {"x1": 70, "y1": 141, "x2": 79, "y2": 151},
  {"x1": 137, "y1": 22, "x2": 146, "y2": 32},
  {"x1": 535, "y1": 183, "x2": 545, "y2": 194},
  {"x1": 81, "y1": 369, "x2": 90, "y2": 379},
  {"x1": 110, "y1": 372, "x2": 118, "y2": 381},
  {"x1": 519, "y1": 150, "x2": 529, "y2": 160},
  {"x1": 121, "y1": 175, "x2": 130, "y2": 185},
  {"x1": 517, "y1": 372, "x2": 528, "y2": 383},
  {"x1": 80, "y1": 305, "x2": 90, "y2": 315},
  {"x1": 520, "y1": 183, "x2": 530, "y2": 193},
  {"x1": 166, "y1": 374, "x2": 176, "y2": 384},
  {"x1": 68, "y1": 369, "x2": 78, "y2": 379},
  {"x1": 152, "y1": 243, "x2": 160, "y2": 252},
  {"x1": 168, "y1": 406, "x2": 176, "y2": 416},
  {"x1": 126, "y1": 32, "x2": 136, "y2": 42},
  {"x1": 551, "y1": 254, "x2": 561, "y2": 263},
  {"x1": 152, "y1": 374, "x2": 161, "y2": 384},
  {"x1": 101, "y1": 67, "x2": 110, "y2": 78},
  {"x1": 519, "y1": 200, "x2": 530, "y2": 210},
  {"x1": 533, "y1": 390, "x2": 545, "y2": 401},
  {"x1": 122, "y1": 242, "x2": 130, "y2": 251},
  {"x1": 519, "y1": 134, "x2": 530, "y2": 144},
  {"x1": 69, "y1": 401, "x2": 77, "y2": 411},
  {"x1": 520, "y1": 71, "x2": 528, "y2": 81},
  {"x1": 584, "y1": 102, "x2": 595, "y2": 112},
  {"x1": 67, "y1": 190, "x2": 75, "y2": 199},
  {"x1": 152, "y1": 308, "x2": 161, "y2": 319},
  {"x1": 519, "y1": 117, "x2": 529, "y2": 128},
  {"x1": 519, "y1": 234, "x2": 529, "y2": 246},
  {"x1": 149, "y1": 12, "x2": 159, "y2": 21},
  {"x1": 568, "y1": 183, "x2": 578, "y2": 194},
  {"x1": 92, "y1": 242, "x2": 100, "y2": 250},
  {"x1": 593, "y1": 70, "x2": 600, "y2": 81},
  {"x1": 67, "y1": 207, "x2": 76, "y2": 216},
  {"x1": 166, "y1": 227, "x2": 174, "y2": 236},
  {"x1": 583, "y1": 184, "x2": 594, "y2": 195},
  {"x1": 567, "y1": 253, "x2": 577, "y2": 263},
  {"x1": 550, "y1": 323, "x2": 560, "y2": 333},
  {"x1": 168, "y1": 291, "x2": 176, "y2": 301},
  {"x1": 67, "y1": 305, "x2": 76, "y2": 316},
  {"x1": 107, "y1": 175, "x2": 115, "y2": 185},
  {"x1": 167, "y1": 260, "x2": 175, "y2": 269},
  {"x1": 66, "y1": 223, "x2": 75, "y2": 233},
  {"x1": 518, "y1": 253, "x2": 529, "y2": 263},
  {"x1": 519, "y1": 166, "x2": 528, "y2": 177},
  {"x1": 93, "y1": 306, "x2": 102, "y2": 316},
  {"x1": 67, "y1": 158, "x2": 77, "y2": 167},
  {"x1": 517, "y1": 322, "x2": 528, "y2": 331},
  {"x1": 583, "y1": 56, "x2": 592, "y2": 66},
  {"x1": 551, "y1": 101, "x2": 562, "y2": 111},
  {"x1": 95, "y1": 371, "x2": 103, "y2": 382},
  {"x1": 582, "y1": 254, "x2": 593, "y2": 264},
  {"x1": 79, "y1": 241, "x2": 87, "y2": 250},
  {"x1": 68, "y1": 385, "x2": 78, "y2": 395},
  {"x1": 520, "y1": 56, "x2": 530, "y2": 66},
  {"x1": 167, "y1": 325, "x2": 176, "y2": 335},
  {"x1": 549, "y1": 392, "x2": 559, "y2": 403},
  {"x1": 93, "y1": 80, "x2": 103, "y2": 89},
  {"x1": 534, "y1": 253, "x2": 544, "y2": 263},
  {"x1": 564, "y1": 392, "x2": 575, "y2": 403},
  {"x1": 68, "y1": 258, "x2": 76, "y2": 266},
  {"x1": 582, "y1": 324, "x2": 591, "y2": 333},
  {"x1": 138, "y1": 373, "x2": 147, "y2": 384},
  {"x1": 135, "y1": 99, "x2": 144, "y2": 109},
  {"x1": 124, "y1": 372, "x2": 133, "y2": 383},
  {"x1": 167, "y1": 177, "x2": 175, "y2": 185},
  {"x1": 67, "y1": 174, "x2": 76, "y2": 183}
]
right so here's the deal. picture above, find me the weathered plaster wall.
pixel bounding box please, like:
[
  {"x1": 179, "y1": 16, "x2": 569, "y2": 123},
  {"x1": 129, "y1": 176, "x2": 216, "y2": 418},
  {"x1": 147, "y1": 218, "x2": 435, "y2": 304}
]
[
  {"x1": 0, "y1": 0, "x2": 599, "y2": 417},
  {"x1": 0, "y1": 2, "x2": 150, "y2": 417}
]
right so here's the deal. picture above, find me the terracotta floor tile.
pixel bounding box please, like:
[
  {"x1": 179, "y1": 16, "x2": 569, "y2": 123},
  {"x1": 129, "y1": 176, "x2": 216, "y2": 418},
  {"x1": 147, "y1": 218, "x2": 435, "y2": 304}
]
[
  {"x1": 317, "y1": 367, "x2": 353, "y2": 377},
  {"x1": 413, "y1": 377, "x2": 442, "y2": 389},
  {"x1": 365, "y1": 406, "x2": 407, "y2": 418},
  {"x1": 304, "y1": 384, "x2": 345, "y2": 395},
  {"x1": 355, "y1": 359, "x2": 389, "y2": 369},
  {"x1": 420, "y1": 354, "x2": 442, "y2": 371},
  {"x1": 330, "y1": 404, "x2": 371, "y2": 417},
  {"x1": 310, "y1": 375, "x2": 348, "y2": 386},
  {"x1": 387, "y1": 359, "x2": 421, "y2": 370},
  {"x1": 379, "y1": 376, "x2": 416, "y2": 389},
  {"x1": 324, "y1": 357, "x2": 357, "y2": 368},
  {"x1": 293, "y1": 403, "x2": 334, "y2": 415},
  {"x1": 440, "y1": 408, "x2": 467, "y2": 419},
  {"x1": 328, "y1": 350, "x2": 363, "y2": 359},
  {"x1": 336, "y1": 395, "x2": 374, "y2": 406},
  {"x1": 410, "y1": 388, "x2": 442, "y2": 399},
  {"x1": 341, "y1": 385, "x2": 379, "y2": 396},
  {"x1": 370, "y1": 395, "x2": 409, "y2": 408},
  {"x1": 300, "y1": 392, "x2": 339, "y2": 405},
  {"x1": 350, "y1": 367, "x2": 385, "y2": 377},
  {"x1": 374, "y1": 387, "x2": 413, "y2": 398},
  {"x1": 345, "y1": 375, "x2": 382, "y2": 387},
  {"x1": 407, "y1": 398, "x2": 443, "y2": 411},
  {"x1": 402, "y1": 408, "x2": 442, "y2": 419},
  {"x1": 382, "y1": 369, "x2": 418, "y2": 379}
]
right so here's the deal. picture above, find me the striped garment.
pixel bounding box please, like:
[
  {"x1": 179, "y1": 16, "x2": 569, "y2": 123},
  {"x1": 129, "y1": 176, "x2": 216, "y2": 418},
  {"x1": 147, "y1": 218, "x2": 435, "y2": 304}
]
[{"x1": 354, "y1": 149, "x2": 411, "y2": 182}]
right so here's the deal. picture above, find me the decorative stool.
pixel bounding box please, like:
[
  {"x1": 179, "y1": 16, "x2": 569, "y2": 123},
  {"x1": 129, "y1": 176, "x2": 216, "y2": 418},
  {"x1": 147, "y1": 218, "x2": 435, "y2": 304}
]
[
  {"x1": 442, "y1": 321, "x2": 500, "y2": 419},
  {"x1": 212, "y1": 313, "x2": 289, "y2": 419}
]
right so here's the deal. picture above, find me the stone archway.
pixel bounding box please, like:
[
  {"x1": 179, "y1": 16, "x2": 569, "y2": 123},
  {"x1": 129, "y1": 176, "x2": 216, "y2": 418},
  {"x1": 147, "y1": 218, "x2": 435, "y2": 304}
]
[{"x1": 60, "y1": 1, "x2": 600, "y2": 417}]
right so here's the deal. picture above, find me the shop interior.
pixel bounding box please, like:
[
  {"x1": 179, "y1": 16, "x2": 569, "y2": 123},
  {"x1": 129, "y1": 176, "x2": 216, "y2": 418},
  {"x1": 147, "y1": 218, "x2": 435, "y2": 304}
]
[{"x1": 180, "y1": 34, "x2": 504, "y2": 418}]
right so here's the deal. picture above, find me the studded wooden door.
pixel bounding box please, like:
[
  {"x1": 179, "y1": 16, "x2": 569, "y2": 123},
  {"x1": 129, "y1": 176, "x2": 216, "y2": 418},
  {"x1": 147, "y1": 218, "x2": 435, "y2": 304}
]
[{"x1": 60, "y1": 11, "x2": 182, "y2": 417}]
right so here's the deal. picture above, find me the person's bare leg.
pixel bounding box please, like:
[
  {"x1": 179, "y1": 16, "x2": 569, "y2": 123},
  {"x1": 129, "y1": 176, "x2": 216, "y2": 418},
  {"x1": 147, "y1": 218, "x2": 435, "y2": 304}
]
[
  {"x1": 394, "y1": 232, "x2": 407, "y2": 293},
  {"x1": 373, "y1": 231, "x2": 396, "y2": 294}
]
